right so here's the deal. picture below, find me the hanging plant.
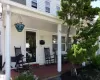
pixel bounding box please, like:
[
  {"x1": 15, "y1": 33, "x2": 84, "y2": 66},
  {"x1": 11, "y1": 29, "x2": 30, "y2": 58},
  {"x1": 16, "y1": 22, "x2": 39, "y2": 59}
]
[
  {"x1": 14, "y1": 14, "x2": 25, "y2": 32},
  {"x1": 15, "y1": 22, "x2": 25, "y2": 32}
]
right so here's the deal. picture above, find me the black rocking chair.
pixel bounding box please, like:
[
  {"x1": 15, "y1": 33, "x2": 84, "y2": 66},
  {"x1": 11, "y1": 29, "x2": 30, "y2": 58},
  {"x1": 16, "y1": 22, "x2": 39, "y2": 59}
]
[
  {"x1": 14, "y1": 46, "x2": 29, "y2": 71},
  {"x1": 44, "y1": 48, "x2": 56, "y2": 65}
]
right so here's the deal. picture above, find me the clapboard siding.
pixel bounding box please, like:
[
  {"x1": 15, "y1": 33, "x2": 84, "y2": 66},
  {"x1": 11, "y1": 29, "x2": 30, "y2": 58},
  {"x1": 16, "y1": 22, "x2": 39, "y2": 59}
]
[
  {"x1": 11, "y1": 0, "x2": 26, "y2": 5},
  {"x1": 11, "y1": 0, "x2": 61, "y2": 16}
]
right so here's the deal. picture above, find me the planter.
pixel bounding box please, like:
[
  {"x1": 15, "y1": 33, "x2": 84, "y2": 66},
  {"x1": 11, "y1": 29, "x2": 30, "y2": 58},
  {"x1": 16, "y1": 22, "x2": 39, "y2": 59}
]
[{"x1": 15, "y1": 22, "x2": 25, "y2": 32}]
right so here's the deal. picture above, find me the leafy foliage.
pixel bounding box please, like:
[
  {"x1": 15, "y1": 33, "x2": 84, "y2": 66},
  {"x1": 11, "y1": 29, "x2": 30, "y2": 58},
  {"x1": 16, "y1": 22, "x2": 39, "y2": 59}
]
[
  {"x1": 67, "y1": 14, "x2": 100, "y2": 64},
  {"x1": 78, "y1": 69, "x2": 100, "y2": 80},
  {"x1": 58, "y1": 0, "x2": 100, "y2": 24},
  {"x1": 58, "y1": 0, "x2": 100, "y2": 50},
  {"x1": 15, "y1": 71, "x2": 35, "y2": 80},
  {"x1": 92, "y1": 54, "x2": 100, "y2": 68}
]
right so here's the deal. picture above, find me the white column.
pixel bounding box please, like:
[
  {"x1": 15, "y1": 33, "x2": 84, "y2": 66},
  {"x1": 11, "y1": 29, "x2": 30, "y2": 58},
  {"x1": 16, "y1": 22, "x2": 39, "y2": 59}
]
[
  {"x1": 57, "y1": 24, "x2": 62, "y2": 72},
  {"x1": 5, "y1": 5, "x2": 11, "y2": 80}
]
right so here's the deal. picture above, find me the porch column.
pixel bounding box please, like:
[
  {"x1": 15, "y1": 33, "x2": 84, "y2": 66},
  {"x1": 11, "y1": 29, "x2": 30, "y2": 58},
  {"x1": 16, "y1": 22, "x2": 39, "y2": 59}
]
[
  {"x1": 57, "y1": 24, "x2": 62, "y2": 72},
  {"x1": 5, "y1": 4, "x2": 11, "y2": 80}
]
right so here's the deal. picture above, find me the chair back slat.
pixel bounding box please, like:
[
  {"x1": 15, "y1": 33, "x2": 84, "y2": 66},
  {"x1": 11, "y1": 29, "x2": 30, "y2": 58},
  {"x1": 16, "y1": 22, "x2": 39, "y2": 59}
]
[
  {"x1": 44, "y1": 48, "x2": 50, "y2": 58},
  {"x1": 14, "y1": 46, "x2": 22, "y2": 56}
]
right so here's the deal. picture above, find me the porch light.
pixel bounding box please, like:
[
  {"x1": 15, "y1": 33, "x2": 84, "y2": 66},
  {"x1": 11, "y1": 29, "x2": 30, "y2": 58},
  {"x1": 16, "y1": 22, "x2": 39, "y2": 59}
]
[{"x1": 15, "y1": 22, "x2": 25, "y2": 32}]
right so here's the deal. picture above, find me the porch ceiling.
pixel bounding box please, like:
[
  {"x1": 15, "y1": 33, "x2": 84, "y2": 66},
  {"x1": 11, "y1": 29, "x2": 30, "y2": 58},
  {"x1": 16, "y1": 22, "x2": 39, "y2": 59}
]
[
  {"x1": 11, "y1": 13, "x2": 58, "y2": 32},
  {"x1": 11, "y1": 13, "x2": 76, "y2": 35}
]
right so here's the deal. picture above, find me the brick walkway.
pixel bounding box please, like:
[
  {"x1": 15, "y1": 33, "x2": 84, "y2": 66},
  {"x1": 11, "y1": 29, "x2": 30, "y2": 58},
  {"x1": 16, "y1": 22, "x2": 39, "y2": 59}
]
[{"x1": 11, "y1": 63, "x2": 79, "y2": 80}]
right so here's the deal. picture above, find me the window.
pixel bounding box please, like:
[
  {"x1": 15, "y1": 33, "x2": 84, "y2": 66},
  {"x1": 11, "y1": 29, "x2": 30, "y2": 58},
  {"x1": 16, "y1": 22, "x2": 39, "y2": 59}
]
[
  {"x1": 68, "y1": 37, "x2": 72, "y2": 50},
  {"x1": 52, "y1": 35, "x2": 66, "y2": 51},
  {"x1": 56, "y1": 6, "x2": 60, "y2": 11},
  {"x1": 45, "y1": 1, "x2": 50, "y2": 13},
  {"x1": 56, "y1": 5, "x2": 60, "y2": 15},
  {"x1": 31, "y1": 0, "x2": 37, "y2": 8}
]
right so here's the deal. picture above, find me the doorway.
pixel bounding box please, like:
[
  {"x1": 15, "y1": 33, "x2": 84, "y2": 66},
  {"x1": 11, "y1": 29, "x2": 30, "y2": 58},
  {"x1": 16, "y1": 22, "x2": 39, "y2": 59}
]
[{"x1": 26, "y1": 31, "x2": 36, "y2": 62}]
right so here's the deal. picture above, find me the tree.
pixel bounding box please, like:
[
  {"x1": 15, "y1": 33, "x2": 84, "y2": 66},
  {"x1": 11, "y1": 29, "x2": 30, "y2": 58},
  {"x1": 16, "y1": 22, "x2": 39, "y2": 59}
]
[
  {"x1": 58, "y1": 0, "x2": 100, "y2": 51},
  {"x1": 67, "y1": 13, "x2": 100, "y2": 76}
]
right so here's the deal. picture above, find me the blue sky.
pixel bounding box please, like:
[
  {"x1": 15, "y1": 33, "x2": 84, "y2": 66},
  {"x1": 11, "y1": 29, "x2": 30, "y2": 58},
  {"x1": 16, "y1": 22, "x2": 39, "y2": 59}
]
[{"x1": 91, "y1": 0, "x2": 100, "y2": 8}]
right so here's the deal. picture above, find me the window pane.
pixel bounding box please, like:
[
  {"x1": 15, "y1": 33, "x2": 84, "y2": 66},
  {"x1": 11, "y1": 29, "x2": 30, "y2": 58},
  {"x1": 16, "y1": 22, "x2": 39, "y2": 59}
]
[
  {"x1": 45, "y1": 1, "x2": 50, "y2": 13},
  {"x1": 31, "y1": 1, "x2": 37, "y2": 8},
  {"x1": 32, "y1": 0, "x2": 37, "y2": 3},
  {"x1": 56, "y1": 6, "x2": 60, "y2": 11},
  {"x1": 62, "y1": 36, "x2": 65, "y2": 43},
  {"x1": 68, "y1": 43, "x2": 72, "y2": 49},
  {"x1": 68, "y1": 37, "x2": 71, "y2": 43},
  {"x1": 52, "y1": 35, "x2": 57, "y2": 44},
  {"x1": 62, "y1": 44, "x2": 65, "y2": 51},
  {"x1": 52, "y1": 44, "x2": 57, "y2": 51},
  {"x1": 45, "y1": 1, "x2": 50, "y2": 7},
  {"x1": 45, "y1": 7, "x2": 50, "y2": 13}
]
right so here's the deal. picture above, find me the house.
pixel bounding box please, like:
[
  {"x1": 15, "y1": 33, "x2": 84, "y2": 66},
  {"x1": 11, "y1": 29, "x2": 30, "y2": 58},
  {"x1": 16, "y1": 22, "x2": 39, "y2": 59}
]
[{"x1": 0, "y1": 0, "x2": 76, "y2": 79}]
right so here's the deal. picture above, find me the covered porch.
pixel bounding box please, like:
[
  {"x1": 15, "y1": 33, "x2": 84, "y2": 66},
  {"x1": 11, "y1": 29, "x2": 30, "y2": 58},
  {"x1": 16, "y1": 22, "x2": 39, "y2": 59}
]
[{"x1": 1, "y1": 0, "x2": 76, "y2": 80}]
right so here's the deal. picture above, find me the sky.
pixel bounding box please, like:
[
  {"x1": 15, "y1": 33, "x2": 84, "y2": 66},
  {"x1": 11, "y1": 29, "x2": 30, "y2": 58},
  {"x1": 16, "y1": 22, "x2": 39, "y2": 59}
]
[{"x1": 91, "y1": 0, "x2": 100, "y2": 8}]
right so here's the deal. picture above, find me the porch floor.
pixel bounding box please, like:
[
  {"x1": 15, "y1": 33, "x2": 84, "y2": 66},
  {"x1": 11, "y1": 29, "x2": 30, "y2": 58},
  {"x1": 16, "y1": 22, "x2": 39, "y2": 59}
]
[{"x1": 11, "y1": 62, "x2": 79, "y2": 80}]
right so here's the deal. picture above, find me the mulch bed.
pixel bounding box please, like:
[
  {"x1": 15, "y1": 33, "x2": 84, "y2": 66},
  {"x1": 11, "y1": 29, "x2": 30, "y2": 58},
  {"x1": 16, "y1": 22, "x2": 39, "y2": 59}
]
[{"x1": 60, "y1": 64, "x2": 100, "y2": 80}]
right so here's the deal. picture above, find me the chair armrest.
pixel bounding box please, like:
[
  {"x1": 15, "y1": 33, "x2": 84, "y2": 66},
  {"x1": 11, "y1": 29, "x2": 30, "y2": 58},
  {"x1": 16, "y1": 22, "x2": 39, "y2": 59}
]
[
  {"x1": 22, "y1": 57, "x2": 30, "y2": 60},
  {"x1": 50, "y1": 54, "x2": 57, "y2": 58},
  {"x1": 50, "y1": 54, "x2": 54, "y2": 56}
]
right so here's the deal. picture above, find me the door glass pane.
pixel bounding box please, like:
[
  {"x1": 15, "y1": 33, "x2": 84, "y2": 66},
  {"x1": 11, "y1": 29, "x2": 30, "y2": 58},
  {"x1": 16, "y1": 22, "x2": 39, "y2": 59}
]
[{"x1": 26, "y1": 31, "x2": 36, "y2": 62}]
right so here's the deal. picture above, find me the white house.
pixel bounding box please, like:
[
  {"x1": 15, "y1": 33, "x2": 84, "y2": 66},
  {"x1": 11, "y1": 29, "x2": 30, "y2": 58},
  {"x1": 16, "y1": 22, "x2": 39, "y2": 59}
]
[{"x1": 0, "y1": 0, "x2": 76, "y2": 80}]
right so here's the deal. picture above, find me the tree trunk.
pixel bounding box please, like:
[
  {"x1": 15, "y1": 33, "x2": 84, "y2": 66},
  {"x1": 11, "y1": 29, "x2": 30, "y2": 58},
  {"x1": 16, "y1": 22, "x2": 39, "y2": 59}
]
[
  {"x1": 71, "y1": 63, "x2": 77, "y2": 76},
  {"x1": 66, "y1": 26, "x2": 71, "y2": 51}
]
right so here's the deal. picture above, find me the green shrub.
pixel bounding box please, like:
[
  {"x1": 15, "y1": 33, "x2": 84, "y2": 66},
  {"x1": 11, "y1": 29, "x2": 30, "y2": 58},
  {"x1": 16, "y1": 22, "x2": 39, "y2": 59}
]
[
  {"x1": 15, "y1": 71, "x2": 36, "y2": 80},
  {"x1": 92, "y1": 54, "x2": 100, "y2": 68}
]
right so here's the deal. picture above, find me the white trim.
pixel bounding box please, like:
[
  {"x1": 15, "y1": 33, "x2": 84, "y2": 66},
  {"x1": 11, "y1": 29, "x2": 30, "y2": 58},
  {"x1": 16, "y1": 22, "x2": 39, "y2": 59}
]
[{"x1": 25, "y1": 28, "x2": 38, "y2": 32}]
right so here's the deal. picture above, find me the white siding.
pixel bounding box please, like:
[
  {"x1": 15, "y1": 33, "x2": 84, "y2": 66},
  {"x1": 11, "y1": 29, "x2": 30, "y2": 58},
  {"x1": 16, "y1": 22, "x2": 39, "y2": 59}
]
[
  {"x1": 26, "y1": 0, "x2": 61, "y2": 16},
  {"x1": 38, "y1": 0, "x2": 45, "y2": 12}
]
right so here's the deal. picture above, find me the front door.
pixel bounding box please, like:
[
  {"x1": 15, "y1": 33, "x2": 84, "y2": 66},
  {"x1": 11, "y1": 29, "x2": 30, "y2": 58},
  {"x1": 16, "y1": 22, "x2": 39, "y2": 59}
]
[{"x1": 26, "y1": 31, "x2": 36, "y2": 62}]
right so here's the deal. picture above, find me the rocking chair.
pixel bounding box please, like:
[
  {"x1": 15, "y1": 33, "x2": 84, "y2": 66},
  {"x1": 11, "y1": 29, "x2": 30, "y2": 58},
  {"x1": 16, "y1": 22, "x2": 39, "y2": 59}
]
[
  {"x1": 44, "y1": 48, "x2": 56, "y2": 65},
  {"x1": 14, "y1": 46, "x2": 29, "y2": 71}
]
